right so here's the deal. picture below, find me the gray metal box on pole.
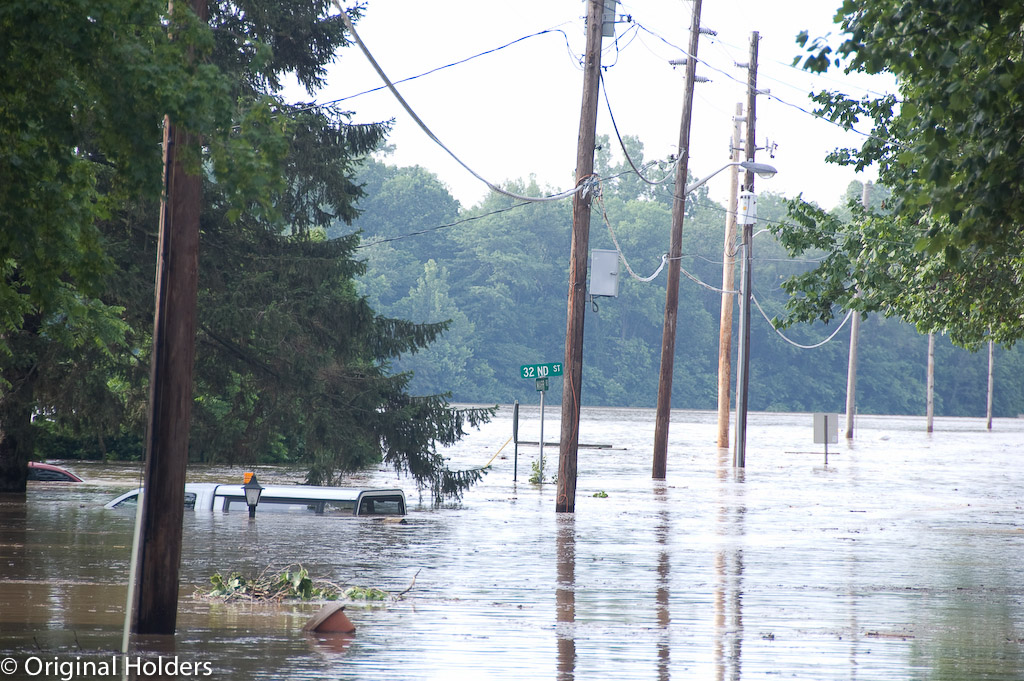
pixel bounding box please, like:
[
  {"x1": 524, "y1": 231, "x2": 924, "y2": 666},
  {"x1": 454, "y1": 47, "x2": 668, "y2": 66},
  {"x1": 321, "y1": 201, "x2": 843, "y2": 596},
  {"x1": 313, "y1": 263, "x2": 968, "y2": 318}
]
[
  {"x1": 601, "y1": 0, "x2": 617, "y2": 37},
  {"x1": 589, "y1": 249, "x2": 620, "y2": 298}
]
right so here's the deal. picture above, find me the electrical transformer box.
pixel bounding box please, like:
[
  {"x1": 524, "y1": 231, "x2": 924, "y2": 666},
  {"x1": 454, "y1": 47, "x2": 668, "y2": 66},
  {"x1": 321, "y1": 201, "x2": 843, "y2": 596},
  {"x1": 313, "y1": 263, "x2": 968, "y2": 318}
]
[{"x1": 590, "y1": 249, "x2": 620, "y2": 298}]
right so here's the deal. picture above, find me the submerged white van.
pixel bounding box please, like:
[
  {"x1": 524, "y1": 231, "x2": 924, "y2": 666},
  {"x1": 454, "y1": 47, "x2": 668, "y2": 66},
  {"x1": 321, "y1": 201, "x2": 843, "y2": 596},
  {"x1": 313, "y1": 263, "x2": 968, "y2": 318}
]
[{"x1": 104, "y1": 482, "x2": 407, "y2": 516}]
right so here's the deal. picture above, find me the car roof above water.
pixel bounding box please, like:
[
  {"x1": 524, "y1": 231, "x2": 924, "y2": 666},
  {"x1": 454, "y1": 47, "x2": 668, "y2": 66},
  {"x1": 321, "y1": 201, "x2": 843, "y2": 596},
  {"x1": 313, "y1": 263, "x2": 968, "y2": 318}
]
[{"x1": 104, "y1": 482, "x2": 406, "y2": 516}]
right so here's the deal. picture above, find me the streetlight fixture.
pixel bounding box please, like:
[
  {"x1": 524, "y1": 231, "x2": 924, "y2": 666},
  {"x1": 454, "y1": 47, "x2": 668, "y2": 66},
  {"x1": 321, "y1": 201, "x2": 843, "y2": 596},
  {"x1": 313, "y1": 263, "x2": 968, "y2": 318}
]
[
  {"x1": 652, "y1": 159, "x2": 777, "y2": 478},
  {"x1": 242, "y1": 474, "x2": 264, "y2": 518},
  {"x1": 684, "y1": 160, "x2": 777, "y2": 195}
]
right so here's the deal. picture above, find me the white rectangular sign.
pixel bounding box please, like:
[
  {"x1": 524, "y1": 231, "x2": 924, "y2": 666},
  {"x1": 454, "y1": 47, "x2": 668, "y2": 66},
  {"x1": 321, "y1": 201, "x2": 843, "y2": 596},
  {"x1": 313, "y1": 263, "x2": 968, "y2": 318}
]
[{"x1": 813, "y1": 413, "x2": 839, "y2": 445}]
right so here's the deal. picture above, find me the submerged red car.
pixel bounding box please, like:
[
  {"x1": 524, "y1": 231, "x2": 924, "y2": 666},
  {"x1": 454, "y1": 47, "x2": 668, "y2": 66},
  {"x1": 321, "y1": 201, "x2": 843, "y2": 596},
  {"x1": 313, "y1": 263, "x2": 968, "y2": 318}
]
[{"x1": 27, "y1": 461, "x2": 83, "y2": 482}]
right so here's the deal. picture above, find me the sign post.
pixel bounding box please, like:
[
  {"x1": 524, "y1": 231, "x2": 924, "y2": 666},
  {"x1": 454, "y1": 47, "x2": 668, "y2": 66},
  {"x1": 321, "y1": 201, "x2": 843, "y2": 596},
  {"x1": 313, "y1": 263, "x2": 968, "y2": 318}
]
[
  {"x1": 537, "y1": 380, "x2": 546, "y2": 477},
  {"x1": 520, "y1": 363, "x2": 563, "y2": 483},
  {"x1": 813, "y1": 413, "x2": 839, "y2": 465},
  {"x1": 512, "y1": 401, "x2": 520, "y2": 481}
]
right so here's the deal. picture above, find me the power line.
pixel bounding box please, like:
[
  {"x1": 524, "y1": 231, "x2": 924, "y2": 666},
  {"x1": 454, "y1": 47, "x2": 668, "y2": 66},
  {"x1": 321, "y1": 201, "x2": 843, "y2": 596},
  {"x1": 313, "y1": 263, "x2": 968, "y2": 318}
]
[
  {"x1": 335, "y1": 4, "x2": 589, "y2": 204},
  {"x1": 752, "y1": 291, "x2": 854, "y2": 349},
  {"x1": 631, "y1": 21, "x2": 882, "y2": 140},
  {"x1": 600, "y1": 71, "x2": 681, "y2": 186},
  {"x1": 596, "y1": 191, "x2": 667, "y2": 282},
  {"x1": 307, "y1": 27, "x2": 580, "y2": 111},
  {"x1": 355, "y1": 200, "x2": 533, "y2": 248}
]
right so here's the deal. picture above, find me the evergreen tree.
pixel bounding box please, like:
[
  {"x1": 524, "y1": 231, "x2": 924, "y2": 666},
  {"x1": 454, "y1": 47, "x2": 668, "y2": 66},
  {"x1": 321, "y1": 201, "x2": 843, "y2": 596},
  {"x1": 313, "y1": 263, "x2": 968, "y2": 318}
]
[{"x1": 3, "y1": 0, "x2": 493, "y2": 498}]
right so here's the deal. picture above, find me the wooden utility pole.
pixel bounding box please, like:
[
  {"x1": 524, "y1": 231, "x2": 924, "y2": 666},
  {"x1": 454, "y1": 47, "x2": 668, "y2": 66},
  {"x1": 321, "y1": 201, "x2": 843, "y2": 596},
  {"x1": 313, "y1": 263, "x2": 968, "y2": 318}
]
[
  {"x1": 129, "y1": 0, "x2": 207, "y2": 636},
  {"x1": 557, "y1": 0, "x2": 607, "y2": 513},
  {"x1": 844, "y1": 181, "x2": 870, "y2": 439},
  {"x1": 926, "y1": 333, "x2": 935, "y2": 432},
  {"x1": 715, "y1": 103, "x2": 744, "y2": 449},
  {"x1": 733, "y1": 31, "x2": 759, "y2": 468},
  {"x1": 652, "y1": 0, "x2": 704, "y2": 479},
  {"x1": 987, "y1": 339, "x2": 994, "y2": 430}
]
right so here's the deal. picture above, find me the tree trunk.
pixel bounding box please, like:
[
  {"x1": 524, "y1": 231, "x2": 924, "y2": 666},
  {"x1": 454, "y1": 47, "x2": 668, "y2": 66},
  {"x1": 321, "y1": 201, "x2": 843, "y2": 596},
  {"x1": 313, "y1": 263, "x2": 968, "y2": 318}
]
[{"x1": 0, "y1": 313, "x2": 43, "y2": 493}]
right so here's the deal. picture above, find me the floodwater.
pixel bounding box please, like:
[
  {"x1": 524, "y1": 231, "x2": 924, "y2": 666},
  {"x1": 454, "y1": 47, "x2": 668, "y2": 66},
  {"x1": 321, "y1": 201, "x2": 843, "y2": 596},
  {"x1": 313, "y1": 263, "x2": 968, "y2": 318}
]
[{"x1": 1, "y1": 407, "x2": 1023, "y2": 680}]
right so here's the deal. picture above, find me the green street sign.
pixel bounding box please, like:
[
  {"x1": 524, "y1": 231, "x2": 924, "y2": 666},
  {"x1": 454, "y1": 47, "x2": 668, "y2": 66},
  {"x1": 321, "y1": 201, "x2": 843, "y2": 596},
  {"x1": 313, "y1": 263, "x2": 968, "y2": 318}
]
[
  {"x1": 520, "y1": 362, "x2": 563, "y2": 380},
  {"x1": 536, "y1": 377, "x2": 549, "y2": 392}
]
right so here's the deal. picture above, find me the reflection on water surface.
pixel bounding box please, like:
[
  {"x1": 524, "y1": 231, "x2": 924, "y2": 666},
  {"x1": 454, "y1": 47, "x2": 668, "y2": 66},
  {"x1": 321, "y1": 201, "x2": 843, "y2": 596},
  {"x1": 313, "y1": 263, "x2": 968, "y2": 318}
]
[{"x1": 1, "y1": 408, "x2": 1023, "y2": 679}]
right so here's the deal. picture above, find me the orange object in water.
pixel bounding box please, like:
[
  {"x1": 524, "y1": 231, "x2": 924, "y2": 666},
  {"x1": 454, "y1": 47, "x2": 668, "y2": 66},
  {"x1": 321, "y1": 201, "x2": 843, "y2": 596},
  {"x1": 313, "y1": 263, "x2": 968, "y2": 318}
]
[{"x1": 303, "y1": 604, "x2": 356, "y2": 634}]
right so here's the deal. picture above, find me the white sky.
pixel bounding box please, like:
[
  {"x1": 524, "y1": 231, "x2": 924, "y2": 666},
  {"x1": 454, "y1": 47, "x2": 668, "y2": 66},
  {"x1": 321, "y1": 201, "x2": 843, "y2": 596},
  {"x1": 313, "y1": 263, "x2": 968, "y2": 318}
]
[{"x1": 303, "y1": 0, "x2": 896, "y2": 210}]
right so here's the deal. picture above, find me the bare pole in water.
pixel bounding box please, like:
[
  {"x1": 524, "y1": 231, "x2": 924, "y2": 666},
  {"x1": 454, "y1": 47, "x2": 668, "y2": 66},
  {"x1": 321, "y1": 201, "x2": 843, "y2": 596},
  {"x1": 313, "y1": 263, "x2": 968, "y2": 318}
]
[
  {"x1": 926, "y1": 333, "x2": 935, "y2": 432},
  {"x1": 715, "y1": 103, "x2": 744, "y2": 450},
  {"x1": 733, "y1": 31, "x2": 760, "y2": 469},
  {"x1": 128, "y1": 0, "x2": 208, "y2": 639},
  {"x1": 987, "y1": 339, "x2": 994, "y2": 431},
  {"x1": 652, "y1": 0, "x2": 704, "y2": 479},
  {"x1": 845, "y1": 181, "x2": 871, "y2": 439}
]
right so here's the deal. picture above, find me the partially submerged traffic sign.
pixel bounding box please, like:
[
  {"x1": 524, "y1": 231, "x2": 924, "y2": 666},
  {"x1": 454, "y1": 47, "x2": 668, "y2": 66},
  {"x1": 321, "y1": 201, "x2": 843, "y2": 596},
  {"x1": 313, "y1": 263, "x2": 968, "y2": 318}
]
[
  {"x1": 520, "y1": 362, "x2": 562, "y2": 483},
  {"x1": 813, "y1": 413, "x2": 839, "y2": 465}
]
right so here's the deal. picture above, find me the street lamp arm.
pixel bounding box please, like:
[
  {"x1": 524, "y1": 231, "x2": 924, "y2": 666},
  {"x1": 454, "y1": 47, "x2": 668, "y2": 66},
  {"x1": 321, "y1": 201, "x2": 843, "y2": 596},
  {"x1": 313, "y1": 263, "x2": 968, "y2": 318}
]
[{"x1": 683, "y1": 160, "x2": 777, "y2": 195}]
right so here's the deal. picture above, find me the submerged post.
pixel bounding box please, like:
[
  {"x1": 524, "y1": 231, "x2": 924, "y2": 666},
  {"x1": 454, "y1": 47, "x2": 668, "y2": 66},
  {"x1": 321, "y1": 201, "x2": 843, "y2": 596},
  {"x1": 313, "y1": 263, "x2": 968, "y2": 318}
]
[
  {"x1": 652, "y1": 0, "x2": 704, "y2": 479},
  {"x1": 513, "y1": 400, "x2": 520, "y2": 481},
  {"x1": 539, "y1": 385, "x2": 546, "y2": 480},
  {"x1": 824, "y1": 414, "x2": 829, "y2": 466},
  {"x1": 987, "y1": 340, "x2": 994, "y2": 431},
  {"x1": 733, "y1": 31, "x2": 759, "y2": 469},
  {"x1": 926, "y1": 333, "x2": 935, "y2": 433}
]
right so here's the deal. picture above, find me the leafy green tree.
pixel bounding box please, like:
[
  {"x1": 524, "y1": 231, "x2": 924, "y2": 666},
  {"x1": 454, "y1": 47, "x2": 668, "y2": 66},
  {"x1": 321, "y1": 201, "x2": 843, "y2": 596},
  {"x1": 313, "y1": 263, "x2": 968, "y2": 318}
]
[
  {"x1": 390, "y1": 260, "x2": 491, "y2": 400},
  {"x1": 342, "y1": 157, "x2": 461, "y2": 310},
  {"x1": 0, "y1": 0, "x2": 232, "y2": 491},
  {"x1": 782, "y1": 2, "x2": 1024, "y2": 348},
  {"x1": 443, "y1": 181, "x2": 573, "y2": 402},
  {"x1": 3, "y1": 0, "x2": 493, "y2": 498}
]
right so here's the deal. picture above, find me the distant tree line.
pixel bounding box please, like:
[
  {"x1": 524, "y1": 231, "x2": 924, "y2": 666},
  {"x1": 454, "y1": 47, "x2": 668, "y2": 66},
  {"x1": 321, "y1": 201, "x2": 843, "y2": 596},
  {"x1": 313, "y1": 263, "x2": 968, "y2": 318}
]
[{"x1": 342, "y1": 137, "x2": 1024, "y2": 418}]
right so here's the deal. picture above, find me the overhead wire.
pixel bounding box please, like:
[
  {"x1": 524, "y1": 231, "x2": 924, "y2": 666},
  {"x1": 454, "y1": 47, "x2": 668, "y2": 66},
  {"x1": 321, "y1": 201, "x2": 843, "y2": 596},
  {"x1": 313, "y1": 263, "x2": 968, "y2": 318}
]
[
  {"x1": 631, "y1": 21, "x2": 884, "y2": 140},
  {"x1": 331, "y1": 3, "x2": 874, "y2": 343},
  {"x1": 752, "y1": 292, "x2": 854, "y2": 349},
  {"x1": 333, "y1": 2, "x2": 591, "y2": 204},
  {"x1": 599, "y1": 70, "x2": 680, "y2": 186},
  {"x1": 356, "y1": 200, "x2": 534, "y2": 248},
  {"x1": 302, "y1": 26, "x2": 580, "y2": 111},
  {"x1": 596, "y1": 189, "x2": 668, "y2": 282}
]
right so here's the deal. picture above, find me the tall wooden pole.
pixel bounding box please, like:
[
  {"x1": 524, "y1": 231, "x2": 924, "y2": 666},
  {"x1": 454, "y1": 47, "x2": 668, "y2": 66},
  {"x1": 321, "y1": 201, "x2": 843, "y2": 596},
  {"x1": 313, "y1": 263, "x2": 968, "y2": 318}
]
[
  {"x1": 129, "y1": 0, "x2": 207, "y2": 636},
  {"x1": 845, "y1": 181, "x2": 870, "y2": 439},
  {"x1": 652, "y1": 0, "x2": 704, "y2": 479},
  {"x1": 557, "y1": 0, "x2": 606, "y2": 513},
  {"x1": 733, "y1": 31, "x2": 759, "y2": 468},
  {"x1": 715, "y1": 103, "x2": 744, "y2": 449},
  {"x1": 926, "y1": 333, "x2": 935, "y2": 433},
  {"x1": 987, "y1": 339, "x2": 994, "y2": 430}
]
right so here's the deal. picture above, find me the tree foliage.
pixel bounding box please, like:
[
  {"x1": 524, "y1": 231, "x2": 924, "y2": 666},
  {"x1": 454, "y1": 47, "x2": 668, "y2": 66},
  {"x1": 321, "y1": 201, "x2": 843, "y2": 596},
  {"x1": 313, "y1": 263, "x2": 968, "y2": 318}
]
[
  {"x1": 2, "y1": 0, "x2": 493, "y2": 498},
  {"x1": 0, "y1": 0, "x2": 226, "y2": 490},
  {"x1": 776, "y1": 2, "x2": 1024, "y2": 348},
  {"x1": 347, "y1": 155, "x2": 1024, "y2": 420}
]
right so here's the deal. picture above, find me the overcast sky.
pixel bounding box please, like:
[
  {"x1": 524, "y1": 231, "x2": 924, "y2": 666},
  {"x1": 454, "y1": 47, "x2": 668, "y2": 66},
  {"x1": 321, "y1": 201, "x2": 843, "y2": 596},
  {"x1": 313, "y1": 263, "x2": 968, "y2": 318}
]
[{"x1": 302, "y1": 1, "x2": 896, "y2": 211}]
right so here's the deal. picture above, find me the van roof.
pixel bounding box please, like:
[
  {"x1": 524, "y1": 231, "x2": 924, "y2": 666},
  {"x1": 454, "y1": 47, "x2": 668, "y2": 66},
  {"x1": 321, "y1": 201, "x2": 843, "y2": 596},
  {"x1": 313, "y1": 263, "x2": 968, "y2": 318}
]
[{"x1": 104, "y1": 482, "x2": 406, "y2": 515}]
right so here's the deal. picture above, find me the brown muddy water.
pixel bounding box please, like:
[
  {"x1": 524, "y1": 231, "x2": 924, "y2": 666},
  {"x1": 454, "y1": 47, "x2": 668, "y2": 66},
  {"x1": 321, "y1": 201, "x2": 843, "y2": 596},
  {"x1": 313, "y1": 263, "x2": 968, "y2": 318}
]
[{"x1": 1, "y1": 407, "x2": 1023, "y2": 680}]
